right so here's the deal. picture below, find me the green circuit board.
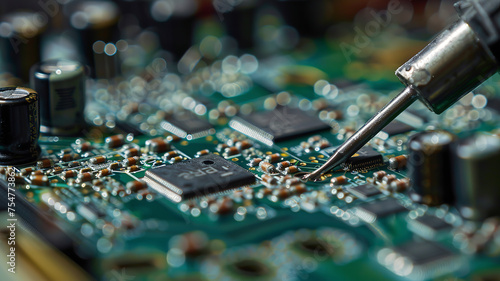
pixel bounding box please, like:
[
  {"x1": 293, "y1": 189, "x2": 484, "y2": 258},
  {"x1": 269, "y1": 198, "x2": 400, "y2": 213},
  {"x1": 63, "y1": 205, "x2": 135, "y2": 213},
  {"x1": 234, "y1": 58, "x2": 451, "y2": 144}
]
[
  {"x1": 1, "y1": 6, "x2": 500, "y2": 279},
  {"x1": 2, "y1": 39, "x2": 500, "y2": 280}
]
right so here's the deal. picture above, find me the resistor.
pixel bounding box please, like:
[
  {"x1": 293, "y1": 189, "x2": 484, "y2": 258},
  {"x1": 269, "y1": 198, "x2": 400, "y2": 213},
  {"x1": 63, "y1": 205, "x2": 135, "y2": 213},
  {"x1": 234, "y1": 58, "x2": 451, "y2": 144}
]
[
  {"x1": 235, "y1": 140, "x2": 252, "y2": 151},
  {"x1": 261, "y1": 174, "x2": 277, "y2": 185},
  {"x1": 125, "y1": 147, "x2": 140, "y2": 157},
  {"x1": 37, "y1": 159, "x2": 54, "y2": 169},
  {"x1": 373, "y1": 171, "x2": 387, "y2": 182},
  {"x1": 389, "y1": 155, "x2": 408, "y2": 170},
  {"x1": 250, "y1": 158, "x2": 262, "y2": 167},
  {"x1": 105, "y1": 134, "x2": 124, "y2": 148},
  {"x1": 90, "y1": 156, "x2": 106, "y2": 164},
  {"x1": 259, "y1": 161, "x2": 277, "y2": 174},
  {"x1": 126, "y1": 180, "x2": 148, "y2": 192},
  {"x1": 123, "y1": 156, "x2": 139, "y2": 167},
  {"x1": 277, "y1": 161, "x2": 291, "y2": 171},
  {"x1": 145, "y1": 138, "x2": 170, "y2": 153},
  {"x1": 266, "y1": 153, "x2": 281, "y2": 163},
  {"x1": 331, "y1": 175, "x2": 348, "y2": 185},
  {"x1": 285, "y1": 166, "x2": 299, "y2": 174}
]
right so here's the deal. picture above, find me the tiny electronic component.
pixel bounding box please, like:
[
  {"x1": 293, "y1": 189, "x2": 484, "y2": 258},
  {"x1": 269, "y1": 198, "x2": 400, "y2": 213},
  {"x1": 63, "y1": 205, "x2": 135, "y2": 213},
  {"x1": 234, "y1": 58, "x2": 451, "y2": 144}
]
[
  {"x1": 0, "y1": 87, "x2": 40, "y2": 164},
  {"x1": 347, "y1": 184, "x2": 382, "y2": 200},
  {"x1": 230, "y1": 106, "x2": 330, "y2": 146},
  {"x1": 144, "y1": 154, "x2": 255, "y2": 202},
  {"x1": 30, "y1": 59, "x2": 86, "y2": 135},
  {"x1": 389, "y1": 155, "x2": 408, "y2": 170},
  {"x1": 378, "y1": 240, "x2": 459, "y2": 281},
  {"x1": 343, "y1": 146, "x2": 383, "y2": 171},
  {"x1": 161, "y1": 110, "x2": 215, "y2": 140},
  {"x1": 354, "y1": 197, "x2": 406, "y2": 223},
  {"x1": 408, "y1": 214, "x2": 452, "y2": 239}
]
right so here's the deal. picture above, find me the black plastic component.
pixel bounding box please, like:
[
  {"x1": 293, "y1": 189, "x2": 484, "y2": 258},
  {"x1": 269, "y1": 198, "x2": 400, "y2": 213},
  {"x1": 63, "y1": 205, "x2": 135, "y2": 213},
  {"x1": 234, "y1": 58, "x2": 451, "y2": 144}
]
[
  {"x1": 30, "y1": 59, "x2": 86, "y2": 136},
  {"x1": 453, "y1": 134, "x2": 500, "y2": 220},
  {"x1": 144, "y1": 154, "x2": 256, "y2": 202},
  {"x1": 0, "y1": 87, "x2": 40, "y2": 165},
  {"x1": 66, "y1": 0, "x2": 120, "y2": 77},
  {"x1": 348, "y1": 184, "x2": 382, "y2": 200},
  {"x1": 0, "y1": 12, "x2": 46, "y2": 81},
  {"x1": 407, "y1": 130, "x2": 456, "y2": 206}
]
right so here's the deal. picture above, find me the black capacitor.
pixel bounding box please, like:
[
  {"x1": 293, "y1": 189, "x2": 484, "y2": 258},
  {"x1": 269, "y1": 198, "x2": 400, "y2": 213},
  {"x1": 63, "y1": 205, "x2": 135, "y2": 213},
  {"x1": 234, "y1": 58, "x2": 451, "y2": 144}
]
[
  {"x1": 30, "y1": 59, "x2": 86, "y2": 135},
  {"x1": 453, "y1": 134, "x2": 500, "y2": 220},
  {"x1": 0, "y1": 11, "x2": 47, "y2": 82},
  {"x1": 407, "y1": 130, "x2": 456, "y2": 206},
  {"x1": 149, "y1": 0, "x2": 198, "y2": 59},
  {"x1": 0, "y1": 87, "x2": 40, "y2": 165},
  {"x1": 274, "y1": 0, "x2": 329, "y2": 38},
  {"x1": 221, "y1": 0, "x2": 258, "y2": 49},
  {"x1": 67, "y1": 0, "x2": 120, "y2": 76}
]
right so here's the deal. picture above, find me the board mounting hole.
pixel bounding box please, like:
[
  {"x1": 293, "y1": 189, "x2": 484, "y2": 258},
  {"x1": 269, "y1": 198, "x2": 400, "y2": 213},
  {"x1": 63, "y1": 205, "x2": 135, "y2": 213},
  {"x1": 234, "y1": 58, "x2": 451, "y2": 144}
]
[{"x1": 202, "y1": 160, "x2": 215, "y2": 165}]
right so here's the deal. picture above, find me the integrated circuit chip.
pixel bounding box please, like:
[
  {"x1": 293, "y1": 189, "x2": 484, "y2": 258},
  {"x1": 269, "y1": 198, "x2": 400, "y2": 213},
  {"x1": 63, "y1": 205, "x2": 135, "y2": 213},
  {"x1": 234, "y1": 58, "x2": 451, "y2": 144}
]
[
  {"x1": 354, "y1": 197, "x2": 406, "y2": 223},
  {"x1": 343, "y1": 146, "x2": 383, "y2": 171},
  {"x1": 161, "y1": 110, "x2": 215, "y2": 140},
  {"x1": 408, "y1": 215, "x2": 452, "y2": 239},
  {"x1": 144, "y1": 154, "x2": 255, "y2": 202},
  {"x1": 378, "y1": 240, "x2": 459, "y2": 280},
  {"x1": 347, "y1": 184, "x2": 382, "y2": 200},
  {"x1": 377, "y1": 120, "x2": 415, "y2": 140},
  {"x1": 229, "y1": 106, "x2": 330, "y2": 146}
]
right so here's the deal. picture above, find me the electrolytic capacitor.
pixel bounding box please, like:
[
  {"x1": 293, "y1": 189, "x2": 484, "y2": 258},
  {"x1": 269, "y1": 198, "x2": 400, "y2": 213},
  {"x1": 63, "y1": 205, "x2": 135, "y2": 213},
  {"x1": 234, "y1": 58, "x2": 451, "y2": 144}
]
[
  {"x1": 0, "y1": 11, "x2": 47, "y2": 81},
  {"x1": 30, "y1": 59, "x2": 86, "y2": 135},
  {"x1": 67, "y1": 0, "x2": 120, "y2": 76},
  {"x1": 407, "y1": 130, "x2": 456, "y2": 206},
  {"x1": 453, "y1": 134, "x2": 500, "y2": 220},
  {"x1": 0, "y1": 87, "x2": 40, "y2": 165},
  {"x1": 149, "y1": 0, "x2": 198, "y2": 59}
]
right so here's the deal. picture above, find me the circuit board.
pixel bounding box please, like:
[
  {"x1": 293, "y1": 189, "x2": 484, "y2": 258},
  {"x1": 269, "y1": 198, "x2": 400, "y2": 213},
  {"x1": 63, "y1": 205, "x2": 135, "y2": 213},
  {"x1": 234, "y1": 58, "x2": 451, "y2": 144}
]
[{"x1": 1, "y1": 1, "x2": 500, "y2": 281}]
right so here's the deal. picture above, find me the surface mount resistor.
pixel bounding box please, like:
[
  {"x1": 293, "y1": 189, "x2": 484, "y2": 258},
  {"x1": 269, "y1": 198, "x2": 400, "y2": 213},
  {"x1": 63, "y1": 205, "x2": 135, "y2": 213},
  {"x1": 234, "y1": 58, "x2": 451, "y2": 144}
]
[
  {"x1": 145, "y1": 138, "x2": 170, "y2": 153},
  {"x1": 389, "y1": 155, "x2": 408, "y2": 170},
  {"x1": 331, "y1": 175, "x2": 348, "y2": 185},
  {"x1": 105, "y1": 135, "x2": 124, "y2": 148},
  {"x1": 90, "y1": 156, "x2": 106, "y2": 164},
  {"x1": 259, "y1": 161, "x2": 277, "y2": 174}
]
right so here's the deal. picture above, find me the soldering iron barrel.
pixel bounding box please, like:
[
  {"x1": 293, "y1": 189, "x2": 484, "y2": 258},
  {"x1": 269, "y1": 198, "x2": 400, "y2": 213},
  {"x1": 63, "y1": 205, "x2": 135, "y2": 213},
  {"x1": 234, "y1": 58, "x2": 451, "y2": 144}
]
[{"x1": 396, "y1": 20, "x2": 497, "y2": 114}]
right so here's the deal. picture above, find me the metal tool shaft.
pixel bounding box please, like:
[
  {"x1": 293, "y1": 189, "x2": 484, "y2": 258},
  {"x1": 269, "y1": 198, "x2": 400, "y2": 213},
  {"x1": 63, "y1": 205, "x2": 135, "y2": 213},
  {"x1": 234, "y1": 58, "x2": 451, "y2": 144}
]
[{"x1": 303, "y1": 86, "x2": 418, "y2": 181}]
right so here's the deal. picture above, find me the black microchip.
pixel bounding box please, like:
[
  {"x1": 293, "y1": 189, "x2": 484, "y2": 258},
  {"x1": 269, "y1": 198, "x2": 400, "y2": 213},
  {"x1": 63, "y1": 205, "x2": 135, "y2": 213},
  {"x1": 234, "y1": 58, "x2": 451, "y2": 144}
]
[
  {"x1": 408, "y1": 215, "x2": 452, "y2": 238},
  {"x1": 343, "y1": 146, "x2": 383, "y2": 171},
  {"x1": 348, "y1": 184, "x2": 382, "y2": 200},
  {"x1": 354, "y1": 197, "x2": 406, "y2": 223},
  {"x1": 161, "y1": 110, "x2": 214, "y2": 140},
  {"x1": 144, "y1": 154, "x2": 255, "y2": 202},
  {"x1": 393, "y1": 240, "x2": 454, "y2": 266},
  {"x1": 381, "y1": 120, "x2": 414, "y2": 137},
  {"x1": 230, "y1": 106, "x2": 330, "y2": 145}
]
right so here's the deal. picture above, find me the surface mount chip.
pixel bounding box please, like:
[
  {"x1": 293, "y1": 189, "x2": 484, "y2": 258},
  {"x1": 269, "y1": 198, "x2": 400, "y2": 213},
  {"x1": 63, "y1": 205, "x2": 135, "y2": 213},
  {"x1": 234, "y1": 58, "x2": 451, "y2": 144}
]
[
  {"x1": 378, "y1": 240, "x2": 459, "y2": 280},
  {"x1": 161, "y1": 110, "x2": 215, "y2": 140},
  {"x1": 408, "y1": 215, "x2": 452, "y2": 239},
  {"x1": 229, "y1": 106, "x2": 330, "y2": 146},
  {"x1": 354, "y1": 197, "x2": 406, "y2": 223},
  {"x1": 144, "y1": 154, "x2": 256, "y2": 202},
  {"x1": 343, "y1": 146, "x2": 384, "y2": 171},
  {"x1": 347, "y1": 184, "x2": 382, "y2": 200}
]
